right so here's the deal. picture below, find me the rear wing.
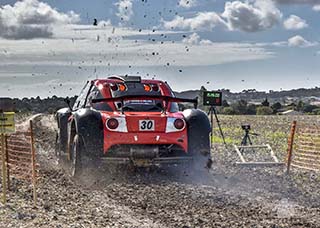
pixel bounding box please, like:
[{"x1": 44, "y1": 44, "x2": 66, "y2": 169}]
[{"x1": 91, "y1": 95, "x2": 198, "y2": 110}]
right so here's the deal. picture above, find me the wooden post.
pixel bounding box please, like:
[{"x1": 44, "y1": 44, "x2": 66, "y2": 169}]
[
  {"x1": 287, "y1": 121, "x2": 297, "y2": 174},
  {"x1": 1, "y1": 133, "x2": 7, "y2": 205},
  {"x1": 29, "y1": 120, "x2": 37, "y2": 206}
]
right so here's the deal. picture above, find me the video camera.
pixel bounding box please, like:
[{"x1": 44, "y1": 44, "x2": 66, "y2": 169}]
[{"x1": 241, "y1": 124, "x2": 251, "y2": 131}]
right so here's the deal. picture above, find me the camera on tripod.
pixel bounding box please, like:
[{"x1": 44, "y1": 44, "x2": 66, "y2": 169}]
[
  {"x1": 241, "y1": 124, "x2": 251, "y2": 131},
  {"x1": 240, "y1": 124, "x2": 259, "y2": 146}
]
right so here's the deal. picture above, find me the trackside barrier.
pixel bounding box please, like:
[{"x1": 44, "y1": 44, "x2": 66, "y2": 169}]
[
  {"x1": 287, "y1": 121, "x2": 320, "y2": 173},
  {"x1": 0, "y1": 120, "x2": 38, "y2": 205}
]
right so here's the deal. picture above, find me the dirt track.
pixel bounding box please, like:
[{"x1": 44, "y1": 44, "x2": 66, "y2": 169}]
[{"x1": 1, "y1": 114, "x2": 320, "y2": 228}]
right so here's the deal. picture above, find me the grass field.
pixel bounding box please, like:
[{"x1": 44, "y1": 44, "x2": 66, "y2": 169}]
[{"x1": 212, "y1": 115, "x2": 320, "y2": 160}]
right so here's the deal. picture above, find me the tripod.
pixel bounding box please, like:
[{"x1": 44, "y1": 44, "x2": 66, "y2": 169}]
[
  {"x1": 208, "y1": 106, "x2": 227, "y2": 148},
  {"x1": 241, "y1": 129, "x2": 253, "y2": 146},
  {"x1": 240, "y1": 127, "x2": 259, "y2": 153}
]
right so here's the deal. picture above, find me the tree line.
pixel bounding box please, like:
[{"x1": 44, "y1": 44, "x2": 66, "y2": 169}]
[{"x1": 196, "y1": 86, "x2": 320, "y2": 115}]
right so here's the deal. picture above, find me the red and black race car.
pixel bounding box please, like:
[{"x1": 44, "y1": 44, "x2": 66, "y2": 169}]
[{"x1": 56, "y1": 76, "x2": 211, "y2": 176}]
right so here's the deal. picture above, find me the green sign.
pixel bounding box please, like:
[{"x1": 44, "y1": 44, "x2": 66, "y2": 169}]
[
  {"x1": 206, "y1": 92, "x2": 221, "y2": 98},
  {"x1": 203, "y1": 91, "x2": 222, "y2": 106}
]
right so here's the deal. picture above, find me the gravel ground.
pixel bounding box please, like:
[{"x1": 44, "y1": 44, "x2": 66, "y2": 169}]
[{"x1": 1, "y1": 114, "x2": 320, "y2": 228}]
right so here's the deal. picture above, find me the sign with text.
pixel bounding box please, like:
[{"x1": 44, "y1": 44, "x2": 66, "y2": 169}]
[
  {"x1": 0, "y1": 112, "x2": 15, "y2": 134},
  {"x1": 203, "y1": 91, "x2": 222, "y2": 106}
]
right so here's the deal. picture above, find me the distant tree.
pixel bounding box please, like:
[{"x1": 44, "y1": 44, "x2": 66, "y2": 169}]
[
  {"x1": 256, "y1": 106, "x2": 273, "y2": 115},
  {"x1": 200, "y1": 86, "x2": 207, "y2": 91},
  {"x1": 222, "y1": 100, "x2": 230, "y2": 107},
  {"x1": 198, "y1": 86, "x2": 208, "y2": 111},
  {"x1": 261, "y1": 98, "x2": 270, "y2": 107},
  {"x1": 287, "y1": 102, "x2": 296, "y2": 107},
  {"x1": 232, "y1": 99, "x2": 247, "y2": 114},
  {"x1": 271, "y1": 102, "x2": 282, "y2": 113},
  {"x1": 222, "y1": 107, "x2": 236, "y2": 115},
  {"x1": 303, "y1": 105, "x2": 318, "y2": 113},
  {"x1": 296, "y1": 100, "x2": 305, "y2": 111},
  {"x1": 246, "y1": 104, "x2": 257, "y2": 115},
  {"x1": 312, "y1": 108, "x2": 320, "y2": 115}
]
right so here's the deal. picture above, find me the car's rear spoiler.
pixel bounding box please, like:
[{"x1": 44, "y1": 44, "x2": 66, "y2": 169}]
[{"x1": 91, "y1": 95, "x2": 198, "y2": 109}]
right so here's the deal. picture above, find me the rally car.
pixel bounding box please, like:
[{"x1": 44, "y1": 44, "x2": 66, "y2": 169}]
[{"x1": 56, "y1": 76, "x2": 211, "y2": 176}]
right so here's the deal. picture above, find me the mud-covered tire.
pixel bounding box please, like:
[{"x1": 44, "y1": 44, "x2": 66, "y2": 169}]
[
  {"x1": 70, "y1": 135, "x2": 83, "y2": 178},
  {"x1": 188, "y1": 134, "x2": 212, "y2": 170},
  {"x1": 183, "y1": 109, "x2": 211, "y2": 156}
]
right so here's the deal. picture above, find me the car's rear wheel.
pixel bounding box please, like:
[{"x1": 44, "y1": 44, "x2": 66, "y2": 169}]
[
  {"x1": 70, "y1": 134, "x2": 83, "y2": 177},
  {"x1": 187, "y1": 132, "x2": 212, "y2": 173}
]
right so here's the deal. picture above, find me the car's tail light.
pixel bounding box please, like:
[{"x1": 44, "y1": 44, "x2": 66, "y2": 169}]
[
  {"x1": 166, "y1": 117, "x2": 186, "y2": 133},
  {"x1": 144, "y1": 84, "x2": 151, "y2": 92},
  {"x1": 106, "y1": 117, "x2": 128, "y2": 132},
  {"x1": 118, "y1": 83, "x2": 127, "y2": 91},
  {"x1": 151, "y1": 84, "x2": 159, "y2": 92},
  {"x1": 110, "y1": 83, "x2": 118, "y2": 91},
  {"x1": 174, "y1": 119, "x2": 185, "y2": 130},
  {"x1": 107, "y1": 118, "x2": 119, "y2": 129}
]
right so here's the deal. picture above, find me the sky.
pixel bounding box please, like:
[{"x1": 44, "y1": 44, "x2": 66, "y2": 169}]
[{"x1": 0, "y1": 0, "x2": 320, "y2": 98}]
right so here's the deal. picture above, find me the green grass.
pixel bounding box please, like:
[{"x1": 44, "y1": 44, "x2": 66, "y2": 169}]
[
  {"x1": 211, "y1": 135, "x2": 240, "y2": 145},
  {"x1": 210, "y1": 115, "x2": 320, "y2": 159}
]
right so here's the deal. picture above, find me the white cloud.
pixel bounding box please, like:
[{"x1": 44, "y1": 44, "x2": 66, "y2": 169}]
[
  {"x1": 163, "y1": 0, "x2": 282, "y2": 32},
  {"x1": 115, "y1": 0, "x2": 134, "y2": 22},
  {"x1": 0, "y1": 0, "x2": 79, "y2": 39},
  {"x1": 288, "y1": 35, "x2": 317, "y2": 47},
  {"x1": 275, "y1": 0, "x2": 320, "y2": 4},
  {"x1": 283, "y1": 15, "x2": 308, "y2": 30},
  {"x1": 0, "y1": 23, "x2": 274, "y2": 67},
  {"x1": 182, "y1": 32, "x2": 213, "y2": 45},
  {"x1": 97, "y1": 20, "x2": 112, "y2": 27},
  {"x1": 313, "y1": 4, "x2": 320, "y2": 11},
  {"x1": 179, "y1": 0, "x2": 197, "y2": 8},
  {"x1": 182, "y1": 32, "x2": 200, "y2": 44},
  {"x1": 222, "y1": 0, "x2": 282, "y2": 32},
  {"x1": 270, "y1": 41, "x2": 288, "y2": 47},
  {"x1": 163, "y1": 13, "x2": 226, "y2": 31},
  {"x1": 199, "y1": 39, "x2": 213, "y2": 45}
]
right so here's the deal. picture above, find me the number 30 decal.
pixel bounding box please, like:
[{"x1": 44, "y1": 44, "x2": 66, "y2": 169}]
[{"x1": 139, "y1": 120, "x2": 154, "y2": 131}]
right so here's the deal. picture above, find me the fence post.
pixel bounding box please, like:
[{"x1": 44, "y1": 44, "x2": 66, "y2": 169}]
[
  {"x1": 286, "y1": 121, "x2": 297, "y2": 174},
  {"x1": 5, "y1": 135, "x2": 9, "y2": 190},
  {"x1": 29, "y1": 120, "x2": 37, "y2": 206},
  {"x1": 1, "y1": 133, "x2": 7, "y2": 205}
]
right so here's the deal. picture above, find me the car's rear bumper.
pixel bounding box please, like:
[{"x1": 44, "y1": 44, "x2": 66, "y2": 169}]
[
  {"x1": 100, "y1": 156, "x2": 193, "y2": 166},
  {"x1": 103, "y1": 131, "x2": 188, "y2": 153}
]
